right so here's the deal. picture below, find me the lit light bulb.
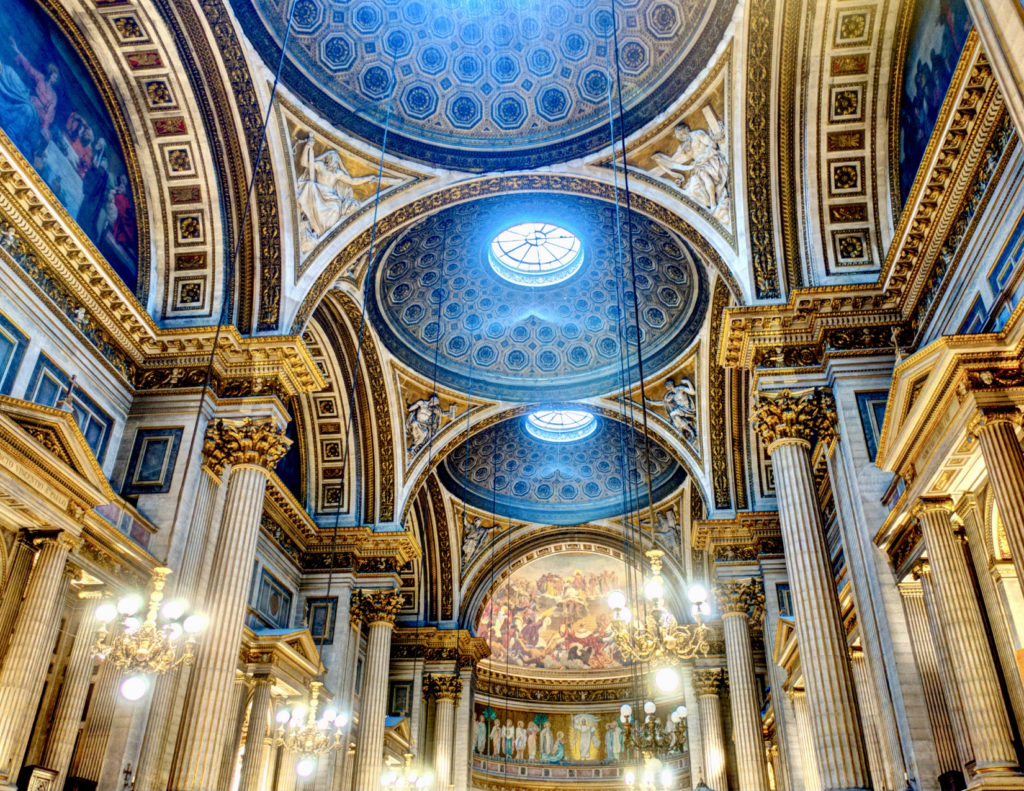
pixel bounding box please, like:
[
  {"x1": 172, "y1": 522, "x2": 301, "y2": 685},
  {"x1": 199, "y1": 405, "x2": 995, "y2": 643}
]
[
  {"x1": 660, "y1": 768, "x2": 674, "y2": 789},
  {"x1": 416, "y1": 777, "x2": 431, "y2": 789},
  {"x1": 647, "y1": 758, "x2": 663, "y2": 773},
  {"x1": 94, "y1": 603, "x2": 117, "y2": 623},
  {"x1": 644, "y1": 577, "x2": 665, "y2": 601},
  {"x1": 620, "y1": 703, "x2": 632, "y2": 722},
  {"x1": 162, "y1": 599, "x2": 187, "y2": 620},
  {"x1": 117, "y1": 594, "x2": 143, "y2": 616},
  {"x1": 183, "y1": 614, "x2": 207, "y2": 633},
  {"x1": 276, "y1": 709, "x2": 290, "y2": 724},
  {"x1": 295, "y1": 757, "x2": 315, "y2": 777},
  {"x1": 624, "y1": 770, "x2": 636, "y2": 787},
  {"x1": 619, "y1": 608, "x2": 633, "y2": 624},
  {"x1": 334, "y1": 713, "x2": 348, "y2": 728},
  {"x1": 123, "y1": 617, "x2": 141, "y2": 634},
  {"x1": 120, "y1": 675, "x2": 149, "y2": 701},
  {"x1": 643, "y1": 772, "x2": 655, "y2": 788},
  {"x1": 687, "y1": 583, "x2": 708, "y2": 604},
  {"x1": 165, "y1": 622, "x2": 184, "y2": 641},
  {"x1": 644, "y1": 700, "x2": 657, "y2": 715},
  {"x1": 607, "y1": 590, "x2": 626, "y2": 610},
  {"x1": 291, "y1": 704, "x2": 307, "y2": 721},
  {"x1": 655, "y1": 666, "x2": 679, "y2": 693},
  {"x1": 380, "y1": 771, "x2": 398, "y2": 786},
  {"x1": 323, "y1": 707, "x2": 338, "y2": 723}
]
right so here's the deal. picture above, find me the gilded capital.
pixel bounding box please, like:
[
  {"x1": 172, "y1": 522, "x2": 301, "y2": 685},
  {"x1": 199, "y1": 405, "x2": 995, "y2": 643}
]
[
  {"x1": 751, "y1": 387, "x2": 837, "y2": 452},
  {"x1": 912, "y1": 496, "x2": 955, "y2": 520},
  {"x1": 203, "y1": 417, "x2": 291, "y2": 477},
  {"x1": 424, "y1": 673, "x2": 462, "y2": 702},
  {"x1": 350, "y1": 589, "x2": 404, "y2": 627},
  {"x1": 693, "y1": 668, "x2": 725, "y2": 696},
  {"x1": 966, "y1": 405, "x2": 1024, "y2": 440},
  {"x1": 713, "y1": 578, "x2": 761, "y2": 616}
]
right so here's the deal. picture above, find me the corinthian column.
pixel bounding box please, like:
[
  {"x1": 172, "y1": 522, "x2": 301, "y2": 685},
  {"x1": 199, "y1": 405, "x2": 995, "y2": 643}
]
[
  {"x1": 425, "y1": 673, "x2": 462, "y2": 791},
  {"x1": 848, "y1": 646, "x2": 888, "y2": 791},
  {"x1": 238, "y1": 674, "x2": 274, "y2": 791},
  {"x1": 351, "y1": 589, "x2": 403, "y2": 791},
  {"x1": 715, "y1": 579, "x2": 770, "y2": 791},
  {"x1": 0, "y1": 531, "x2": 33, "y2": 660},
  {"x1": 42, "y1": 590, "x2": 101, "y2": 787},
  {"x1": 752, "y1": 388, "x2": 869, "y2": 791},
  {"x1": 169, "y1": 417, "x2": 290, "y2": 791},
  {"x1": 970, "y1": 407, "x2": 1024, "y2": 597},
  {"x1": 694, "y1": 669, "x2": 728, "y2": 791},
  {"x1": 0, "y1": 531, "x2": 77, "y2": 786},
  {"x1": 915, "y1": 498, "x2": 1022, "y2": 782},
  {"x1": 792, "y1": 690, "x2": 822, "y2": 791},
  {"x1": 135, "y1": 448, "x2": 225, "y2": 791}
]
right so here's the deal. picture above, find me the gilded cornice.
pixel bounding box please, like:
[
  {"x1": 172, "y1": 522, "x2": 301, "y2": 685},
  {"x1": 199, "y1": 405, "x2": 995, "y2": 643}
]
[
  {"x1": 719, "y1": 37, "x2": 1012, "y2": 379},
  {"x1": 391, "y1": 626, "x2": 490, "y2": 667},
  {"x1": 474, "y1": 662, "x2": 636, "y2": 703},
  {"x1": 691, "y1": 512, "x2": 782, "y2": 556},
  {"x1": 240, "y1": 626, "x2": 324, "y2": 694}
]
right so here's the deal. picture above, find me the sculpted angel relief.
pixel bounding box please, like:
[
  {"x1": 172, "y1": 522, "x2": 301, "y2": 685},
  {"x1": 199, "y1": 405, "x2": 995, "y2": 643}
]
[{"x1": 474, "y1": 553, "x2": 629, "y2": 671}]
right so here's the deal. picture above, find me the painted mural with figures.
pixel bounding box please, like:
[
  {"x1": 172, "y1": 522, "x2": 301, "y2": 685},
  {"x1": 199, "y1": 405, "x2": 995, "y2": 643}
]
[
  {"x1": 475, "y1": 552, "x2": 629, "y2": 671},
  {"x1": 0, "y1": 0, "x2": 138, "y2": 289}
]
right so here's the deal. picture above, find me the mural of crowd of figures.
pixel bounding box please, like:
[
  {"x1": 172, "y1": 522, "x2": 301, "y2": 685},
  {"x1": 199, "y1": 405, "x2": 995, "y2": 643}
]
[
  {"x1": 0, "y1": 0, "x2": 138, "y2": 288},
  {"x1": 474, "y1": 553, "x2": 629, "y2": 671},
  {"x1": 471, "y1": 705, "x2": 687, "y2": 764}
]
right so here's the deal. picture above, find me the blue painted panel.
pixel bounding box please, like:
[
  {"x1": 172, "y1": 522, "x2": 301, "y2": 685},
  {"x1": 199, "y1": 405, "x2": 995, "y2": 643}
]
[
  {"x1": 856, "y1": 390, "x2": 888, "y2": 462},
  {"x1": 24, "y1": 354, "x2": 113, "y2": 462},
  {"x1": 121, "y1": 427, "x2": 183, "y2": 495}
]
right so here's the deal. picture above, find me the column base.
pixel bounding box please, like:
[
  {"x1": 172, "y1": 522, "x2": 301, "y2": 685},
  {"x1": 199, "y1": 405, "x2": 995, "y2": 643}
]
[{"x1": 966, "y1": 770, "x2": 1024, "y2": 791}]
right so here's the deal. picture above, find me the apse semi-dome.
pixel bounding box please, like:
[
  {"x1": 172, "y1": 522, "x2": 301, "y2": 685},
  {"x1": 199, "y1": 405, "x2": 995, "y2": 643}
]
[
  {"x1": 228, "y1": 0, "x2": 734, "y2": 170},
  {"x1": 436, "y1": 413, "x2": 685, "y2": 525},
  {"x1": 367, "y1": 193, "x2": 709, "y2": 401}
]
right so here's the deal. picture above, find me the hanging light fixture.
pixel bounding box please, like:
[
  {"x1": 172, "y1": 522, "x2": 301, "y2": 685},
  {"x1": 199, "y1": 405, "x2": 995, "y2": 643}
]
[
  {"x1": 623, "y1": 755, "x2": 677, "y2": 790},
  {"x1": 273, "y1": 681, "x2": 346, "y2": 776},
  {"x1": 619, "y1": 699, "x2": 687, "y2": 762},
  {"x1": 92, "y1": 567, "x2": 206, "y2": 700},
  {"x1": 380, "y1": 753, "x2": 432, "y2": 789}
]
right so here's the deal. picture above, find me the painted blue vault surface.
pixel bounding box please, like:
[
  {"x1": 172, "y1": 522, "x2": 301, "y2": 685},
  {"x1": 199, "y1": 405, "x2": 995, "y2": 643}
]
[
  {"x1": 437, "y1": 413, "x2": 685, "y2": 524},
  {"x1": 0, "y1": 0, "x2": 138, "y2": 289},
  {"x1": 367, "y1": 193, "x2": 708, "y2": 401},
  {"x1": 228, "y1": 0, "x2": 734, "y2": 170},
  {"x1": 899, "y1": 0, "x2": 971, "y2": 203}
]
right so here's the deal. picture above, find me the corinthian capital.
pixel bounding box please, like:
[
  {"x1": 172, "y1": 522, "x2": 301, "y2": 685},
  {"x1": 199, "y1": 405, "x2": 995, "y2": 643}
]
[
  {"x1": 751, "y1": 387, "x2": 837, "y2": 452},
  {"x1": 350, "y1": 589, "x2": 404, "y2": 627},
  {"x1": 966, "y1": 405, "x2": 1024, "y2": 440},
  {"x1": 713, "y1": 578, "x2": 762, "y2": 617},
  {"x1": 693, "y1": 668, "x2": 726, "y2": 696},
  {"x1": 203, "y1": 417, "x2": 291, "y2": 477},
  {"x1": 424, "y1": 673, "x2": 463, "y2": 702}
]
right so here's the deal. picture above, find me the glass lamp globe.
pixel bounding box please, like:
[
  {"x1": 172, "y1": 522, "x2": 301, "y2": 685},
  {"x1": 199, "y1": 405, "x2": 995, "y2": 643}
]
[
  {"x1": 94, "y1": 602, "x2": 117, "y2": 623},
  {"x1": 276, "y1": 709, "x2": 290, "y2": 724},
  {"x1": 644, "y1": 700, "x2": 657, "y2": 715},
  {"x1": 117, "y1": 593, "x2": 143, "y2": 616},
  {"x1": 654, "y1": 666, "x2": 679, "y2": 693},
  {"x1": 660, "y1": 768, "x2": 674, "y2": 789},
  {"x1": 620, "y1": 703, "x2": 632, "y2": 721},
  {"x1": 607, "y1": 590, "x2": 627, "y2": 610},
  {"x1": 296, "y1": 757, "x2": 315, "y2": 777},
  {"x1": 644, "y1": 577, "x2": 665, "y2": 601},
  {"x1": 120, "y1": 675, "x2": 148, "y2": 701},
  {"x1": 161, "y1": 599, "x2": 187, "y2": 620},
  {"x1": 687, "y1": 583, "x2": 708, "y2": 604}
]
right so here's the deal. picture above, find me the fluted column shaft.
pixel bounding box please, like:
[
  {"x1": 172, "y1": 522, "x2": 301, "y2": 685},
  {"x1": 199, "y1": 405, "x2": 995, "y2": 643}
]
[
  {"x1": 0, "y1": 532, "x2": 33, "y2": 661},
  {"x1": 170, "y1": 464, "x2": 274, "y2": 790},
  {"x1": 0, "y1": 532, "x2": 75, "y2": 783},
  {"x1": 917, "y1": 499, "x2": 1021, "y2": 777},
  {"x1": 71, "y1": 656, "x2": 120, "y2": 781},
  {"x1": 720, "y1": 605, "x2": 770, "y2": 791},
  {"x1": 899, "y1": 581, "x2": 961, "y2": 778},
  {"x1": 849, "y1": 648, "x2": 889, "y2": 791},
  {"x1": 694, "y1": 670, "x2": 728, "y2": 791},
  {"x1": 768, "y1": 438, "x2": 869, "y2": 790},
  {"x1": 239, "y1": 675, "x2": 274, "y2": 791},
  {"x1": 452, "y1": 668, "x2": 473, "y2": 791},
  {"x1": 134, "y1": 466, "x2": 221, "y2": 791},
  {"x1": 974, "y1": 411, "x2": 1024, "y2": 598},
  {"x1": 433, "y1": 697, "x2": 455, "y2": 790},
  {"x1": 42, "y1": 594, "x2": 100, "y2": 785},
  {"x1": 353, "y1": 619, "x2": 397, "y2": 790},
  {"x1": 793, "y1": 691, "x2": 822, "y2": 791}
]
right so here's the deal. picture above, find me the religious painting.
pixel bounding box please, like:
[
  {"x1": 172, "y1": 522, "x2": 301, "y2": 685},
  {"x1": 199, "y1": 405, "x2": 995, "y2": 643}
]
[
  {"x1": 0, "y1": 0, "x2": 138, "y2": 289},
  {"x1": 474, "y1": 552, "x2": 629, "y2": 671},
  {"x1": 898, "y1": 0, "x2": 972, "y2": 202}
]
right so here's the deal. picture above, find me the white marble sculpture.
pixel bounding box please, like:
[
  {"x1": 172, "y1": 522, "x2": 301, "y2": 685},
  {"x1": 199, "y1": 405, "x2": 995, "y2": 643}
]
[
  {"x1": 405, "y1": 393, "x2": 442, "y2": 452},
  {"x1": 649, "y1": 119, "x2": 730, "y2": 224},
  {"x1": 657, "y1": 377, "x2": 697, "y2": 443}
]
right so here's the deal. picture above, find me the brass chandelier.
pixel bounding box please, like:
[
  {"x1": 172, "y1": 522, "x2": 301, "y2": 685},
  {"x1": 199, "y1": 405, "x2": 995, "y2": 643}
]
[
  {"x1": 92, "y1": 566, "x2": 206, "y2": 700},
  {"x1": 274, "y1": 681, "x2": 346, "y2": 778},
  {"x1": 380, "y1": 753, "x2": 433, "y2": 789}
]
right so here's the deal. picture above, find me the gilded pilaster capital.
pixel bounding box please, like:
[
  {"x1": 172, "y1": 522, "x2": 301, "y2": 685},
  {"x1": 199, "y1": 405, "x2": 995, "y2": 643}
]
[
  {"x1": 202, "y1": 417, "x2": 291, "y2": 478},
  {"x1": 424, "y1": 673, "x2": 462, "y2": 702},
  {"x1": 350, "y1": 589, "x2": 404, "y2": 627},
  {"x1": 910, "y1": 558, "x2": 931, "y2": 581},
  {"x1": 912, "y1": 496, "x2": 955, "y2": 520},
  {"x1": 33, "y1": 530, "x2": 81, "y2": 553},
  {"x1": 966, "y1": 405, "x2": 1024, "y2": 440},
  {"x1": 693, "y1": 668, "x2": 726, "y2": 696},
  {"x1": 713, "y1": 578, "x2": 762, "y2": 617},
  {"x1": 751, "y1": 387, "x2": 837, "y2": 453}
]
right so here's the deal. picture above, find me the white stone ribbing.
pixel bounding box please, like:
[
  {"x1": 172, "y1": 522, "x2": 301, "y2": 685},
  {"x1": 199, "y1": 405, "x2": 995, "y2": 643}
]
[
  {"x1": 433, "y1": 695, "x2": 455, "y2": 790},
  {"x1": 849, "y1": 648, "x2": 890, "y2": 790},
  {"x1": 976, "y1": 418, "x2": 1024, "y2": 599}
]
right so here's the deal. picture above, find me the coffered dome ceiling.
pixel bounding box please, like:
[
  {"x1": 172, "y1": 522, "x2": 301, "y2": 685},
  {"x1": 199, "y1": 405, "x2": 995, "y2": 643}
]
[
  {"x1": 367, "y1": 193, "x2": 709, "y2": 400},
  {"x1": 436, "y1": 413, "x2": 684, "y2": 524},
  {"x1": 229, "y1": 0, "x2": 734, "y2": 170}
]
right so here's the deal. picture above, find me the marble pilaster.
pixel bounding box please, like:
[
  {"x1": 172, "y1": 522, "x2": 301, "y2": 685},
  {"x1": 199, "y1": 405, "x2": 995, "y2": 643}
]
[
  {"x1": 70, "y1": 656, "x2": 120, "y2": 783},
  {"x1": 350, "y1": 589, "x2": 403, "y2": 791},
  {"x1": 0, "y1": 531, "x2": 33, "y2": 661},
  {"x1": 452, "y1": 667, "x2": 473, "y2": 791},
  {"x1": 752, "y1": 388, "x2": 869, "y2": 791},
  {"x1": 0, "y1": 531, "x2": 77, "y2": 786},
  {"x1": 916, "y1": 498, "x2": 1022, "y2": 784},
  {"x1": 849, "y1": 646, "x2": 890, "y2": 791},
  {"x1": 715, "y1": 579, "x2": 770, "y2": 791},
  {"x1": 169, "y1": 417, "x2": 290, "y2": 791},
  {"x1": 694, "y1": 668, "x2": 728, "y2": 791},
  {"x1": 899, "y1": 579, "x2": 963, "y2": 786},
  {"x1": 239, "y1": 674, "x2": 274, "y2": 791},
  {"x1": 425, "y1": 673, "x2": 462, "y2": 791},
  {"x1": 41, "y1": 591, "x2": 101, "y2": 787},
  {"x1": 792, "y1": 690, "x2": 822, "y2": 791}
]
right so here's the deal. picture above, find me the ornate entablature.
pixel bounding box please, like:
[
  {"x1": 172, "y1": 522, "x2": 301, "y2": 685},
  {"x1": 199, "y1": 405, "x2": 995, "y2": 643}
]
[
  {"x1": 391, "y1": 627, "x2": 490, "y2": 669},
  {"x1": 717, "y1": 36, "x2": 1013, "y2": 383},
  {"x1": 692, "y1": 511, "x2": 783, "y2": 562}
]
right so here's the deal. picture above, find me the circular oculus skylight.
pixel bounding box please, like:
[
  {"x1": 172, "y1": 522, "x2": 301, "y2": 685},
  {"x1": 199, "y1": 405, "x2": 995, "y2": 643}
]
[
  {"x1": 525, "y1": 409, "x2": 597, "y2": 442},
  {"x1": 488, "y1": 222, "x2": 583, "y2": 286}
]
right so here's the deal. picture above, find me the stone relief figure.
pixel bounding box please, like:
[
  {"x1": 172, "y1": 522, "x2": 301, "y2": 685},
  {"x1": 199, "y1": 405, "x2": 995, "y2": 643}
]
[
  {"x1": 405, "y1": 394, "x2": 442, "y2": 453},
  {"x1": 294, "y1": 131, "x2": 396, "y2": 254},
  {"x1": 461, "y1": 513, "x2": 492, "y2": 567},
  {"x1": 572, "y1": 713, "x2": 600, "y2": 760},
  {"x1": 655, "y1": 508, "x2": 681, "y2": 555},
  {"x1": 655, "y1": 377, "x2": 697, "y2": 443},
  {"x1": 649, "y1": 119, "x2": 730, "y2": 224}
]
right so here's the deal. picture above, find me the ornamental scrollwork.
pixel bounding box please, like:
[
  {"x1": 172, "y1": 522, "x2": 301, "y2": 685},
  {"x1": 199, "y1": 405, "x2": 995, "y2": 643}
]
[
  {"x1": 751, "y1": 387, "x2": 837, "y2": 451},
  {"x1": 350, "y1": 589, "x2": 404, "y2": 627},
  {"x1": 424, "y1": 673, "x2": 463, "y2": 702},
  {"x1": 202, "y1": 417, "x2": 291, "y2": 478}
]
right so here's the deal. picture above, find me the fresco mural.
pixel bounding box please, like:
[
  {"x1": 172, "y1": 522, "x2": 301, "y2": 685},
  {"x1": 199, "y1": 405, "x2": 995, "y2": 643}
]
[
  {"x1": 0, "y1": 0, "x2": 138, "y2": 289},
  {"x1": 474, "y1": 552, "x2": 629, "y2": 671},
  {"x1": 899, "y1": 0, "x2": 972, "y2": 202},
  {"x1": 471, "y1": 704, "x2": 687, "y2": 765}
]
